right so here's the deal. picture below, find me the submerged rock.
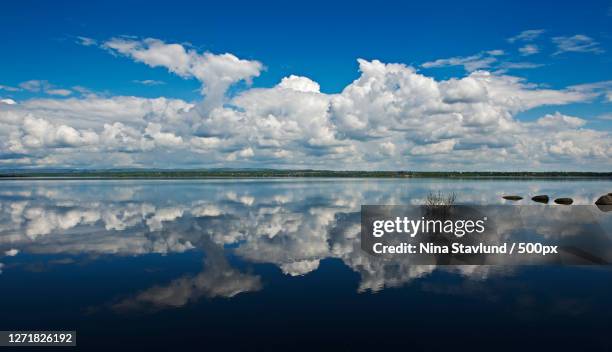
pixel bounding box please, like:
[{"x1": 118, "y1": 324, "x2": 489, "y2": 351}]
[
  {"x1": 597, "y1": 204, "x2": 612, "y2": 212},
  {"x1": 554, "y1": 198, "x2": 573, "y2": 205},
  {"x1": 595, "y1": 193, "x2": 612, "y2": 212},
  {"x1": 531, "y1": 195, "x2": 549, "y2": 204},
  {"x1": 503, "y1": 195, "x2": 523, "y2": 201}
]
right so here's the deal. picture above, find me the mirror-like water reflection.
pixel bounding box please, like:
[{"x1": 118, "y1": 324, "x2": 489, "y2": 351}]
[{"x1": 0, "y1": 179, "x2": 611, "y2": 350}]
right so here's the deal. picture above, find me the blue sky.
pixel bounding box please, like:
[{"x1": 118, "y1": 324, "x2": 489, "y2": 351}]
[
  {"x1": 2, "y1": 0, "x2": 611, "y2": 95},
  {"x1": 0, "y1": 0, "x2": 611, "y2": 170}
]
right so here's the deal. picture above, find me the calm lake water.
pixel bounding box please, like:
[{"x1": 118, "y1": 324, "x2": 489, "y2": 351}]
[{"x1": 0, "y1": 178, "x2": 611, "y2": 351}]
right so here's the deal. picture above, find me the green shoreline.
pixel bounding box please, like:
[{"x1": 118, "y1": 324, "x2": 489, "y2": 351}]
[{"x1": 1, "y1": 170, "x2": 611, "y2": 179}]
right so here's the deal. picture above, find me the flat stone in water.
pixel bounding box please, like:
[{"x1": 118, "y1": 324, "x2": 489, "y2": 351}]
[
  {"x1": 531, "y1": 195, "x2": 549, "y2": 204},
  {"x1": 554, "y1": 198, "x2": 573, "y2": 205},
  {"x1": 503, "y1": 195, "x2": 523, "y2": 201}
]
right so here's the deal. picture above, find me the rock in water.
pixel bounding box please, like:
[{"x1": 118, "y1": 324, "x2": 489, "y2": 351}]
[
  {"x1": 503, "y1": 195, "x2": 523, "y2": 201},
  {"x1": 595, "y1": 193, "x2": 612, "y2": 212},
  {"x1": 554, "y1": 198, "x2": 573, "y2": 205},
  {"x1": 595, "y1": 193, "x2": 612, "y2": 205},
  {"x1": 531, "y1": 195, "x2": 549, "y2": 204}
]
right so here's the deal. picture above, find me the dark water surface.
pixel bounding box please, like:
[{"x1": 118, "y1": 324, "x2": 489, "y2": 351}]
[{"x1": 1, "y1": 179, "x2": 611, "y2": 351}]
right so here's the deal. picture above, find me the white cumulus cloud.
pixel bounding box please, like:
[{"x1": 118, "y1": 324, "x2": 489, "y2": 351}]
[{"x1": 0, "y1": 39, "x2": 610, "y2": 171}]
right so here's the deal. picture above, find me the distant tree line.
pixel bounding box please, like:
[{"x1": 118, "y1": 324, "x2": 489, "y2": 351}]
[{"x1": 1, "y1": 169, "x2": 611, "y2": 179}]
